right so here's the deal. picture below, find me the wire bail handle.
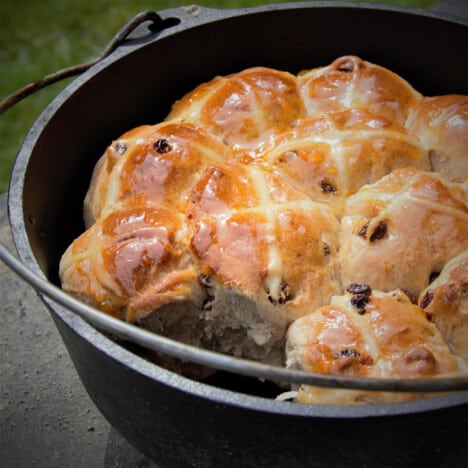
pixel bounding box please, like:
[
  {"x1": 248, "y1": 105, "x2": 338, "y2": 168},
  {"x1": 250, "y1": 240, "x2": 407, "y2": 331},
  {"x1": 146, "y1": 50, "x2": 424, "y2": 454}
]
[{"x1": 0, "y1": 11, "x2": 178, "y2": 116}]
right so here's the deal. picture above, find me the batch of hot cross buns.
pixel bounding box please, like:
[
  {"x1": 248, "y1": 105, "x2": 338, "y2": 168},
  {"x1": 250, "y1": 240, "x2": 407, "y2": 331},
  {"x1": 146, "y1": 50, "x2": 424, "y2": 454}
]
[{"x1": 59, "y1": 55, "x2": 468, "y2": 404}]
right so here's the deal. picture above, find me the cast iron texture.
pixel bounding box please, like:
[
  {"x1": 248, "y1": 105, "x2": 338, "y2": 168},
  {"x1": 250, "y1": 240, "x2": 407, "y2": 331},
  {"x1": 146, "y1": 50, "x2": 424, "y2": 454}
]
[{"x1": 8, "y1": 3, "x2": 468, "y2": 465}]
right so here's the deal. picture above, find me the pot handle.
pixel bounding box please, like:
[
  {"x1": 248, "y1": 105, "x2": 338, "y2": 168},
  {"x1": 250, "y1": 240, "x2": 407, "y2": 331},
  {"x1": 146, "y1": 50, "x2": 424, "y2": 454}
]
[
  {"x1": 0, "y1": 10, "x2": 180, "y2": 115},
  {"x1": 0, "y1": 240, "x2": 467, "y2": 394}
]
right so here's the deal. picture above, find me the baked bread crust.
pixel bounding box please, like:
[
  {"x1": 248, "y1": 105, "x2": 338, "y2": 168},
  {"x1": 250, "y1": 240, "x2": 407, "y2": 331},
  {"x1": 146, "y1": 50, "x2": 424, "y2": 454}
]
[
  {"x1": 298, "y1": 55, "x2": 422, "y2": 124},
  {"x1": 406, "y1": 95, "x2": 468, "y2": 182},
  {"x1": 188, "y1": 161, "x2": 341, "y2": 321},
  {"x1": 286, "y1": 289, "x2": 459, "y2": 404},
  {"x1": 83, "y1": 122, "x2": 232, "y2": 227},
  {"x1": 339, "y1": 167, "x2": 468, "y2": 299},
  {"x1": 167, "y1": 67, "x2": 305, "y2": 152},
  {"x1": 258, "y1": 109, "x2": 429, "y2": 214},
  {"x1": 419, "y1": 251, "x2": 468, "y2": 364}
]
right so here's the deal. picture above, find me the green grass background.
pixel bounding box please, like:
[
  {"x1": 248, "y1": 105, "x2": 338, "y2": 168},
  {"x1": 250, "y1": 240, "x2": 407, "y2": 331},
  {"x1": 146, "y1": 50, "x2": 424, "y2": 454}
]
[{"x1": 0, "y1": 0, "x2": 437, "y2": 193}]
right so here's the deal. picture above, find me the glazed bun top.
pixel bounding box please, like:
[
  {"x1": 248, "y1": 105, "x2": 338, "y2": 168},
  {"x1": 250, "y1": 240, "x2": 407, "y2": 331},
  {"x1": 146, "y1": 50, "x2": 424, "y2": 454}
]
[
  {"x1": 83, "y1": 122, "x2": 233, "y2": 227},
  {"x1": 258, "y1": 109, "x2": 429, "y2": 214},
  {"x1": 298, "y1": 55, "x2": 422, "y2": 125},
  {"x1": 406, "y1": 95, "x2": 468, "y2": 182},
  {"x1": 286, "y1": 289, "x2": 460, "y2": 404},
  {"x1": 167, "y1": 67, "x2": 306, "y2": 152},
  {"x1": 339, "y1": 167, "x2": 468, "y2": 299},
  {"x1": 187, "y1": 160, "x2": 341, "y2": 322}
]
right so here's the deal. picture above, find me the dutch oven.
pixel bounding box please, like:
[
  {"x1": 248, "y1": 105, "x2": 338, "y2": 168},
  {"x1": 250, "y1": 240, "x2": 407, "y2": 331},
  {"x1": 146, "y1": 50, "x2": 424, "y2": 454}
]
[{"x1": 3, "y1": 2, "x2": 468, "y2": 466}]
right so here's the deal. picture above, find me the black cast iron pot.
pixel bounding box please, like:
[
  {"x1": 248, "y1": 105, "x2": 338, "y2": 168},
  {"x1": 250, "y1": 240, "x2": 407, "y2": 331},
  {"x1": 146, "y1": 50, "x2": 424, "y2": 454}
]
[{"x1": 6, "y1": 3, "x2": 468, "y2": 466}]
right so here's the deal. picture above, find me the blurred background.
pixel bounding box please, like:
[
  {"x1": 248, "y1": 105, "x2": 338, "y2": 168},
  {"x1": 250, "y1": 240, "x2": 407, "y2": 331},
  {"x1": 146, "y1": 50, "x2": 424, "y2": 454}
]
[{"x1": 0, "y1": 0, "x2": 438, "y2": 193}]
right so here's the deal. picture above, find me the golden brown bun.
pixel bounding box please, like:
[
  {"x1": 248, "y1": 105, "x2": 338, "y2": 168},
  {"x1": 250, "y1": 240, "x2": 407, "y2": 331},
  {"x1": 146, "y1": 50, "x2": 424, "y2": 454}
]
[
  {"x1": 83, "y1": 122, "x2": 232, "y2": 227},
  {"x1": 286, "y1": 289, "x2": 459, "y2": 404},
  {"x1": 167, "y1": 67, "x2": 305, "y2": 152},
  {"x1": 406, "y1": 95, "x2": 468, "y2": 182},
  {"x1": 188, "y1": 161, "x2": 342, "y2": 324},
  {"x1": 60, "y1": 205, "x2": 203, "y2": 322},
  {"x1": 259, "y1": 109, "x2": 429, "y2": 214},
  {"x1": 340, "y1": 167, "x2": 468, "y2": 299},
  {"x1": 298, "y1": 55, "x2": 422, "y2": 124},
  {"x1": 419, "y1": 251, "x2": 468, "y2": 365}
]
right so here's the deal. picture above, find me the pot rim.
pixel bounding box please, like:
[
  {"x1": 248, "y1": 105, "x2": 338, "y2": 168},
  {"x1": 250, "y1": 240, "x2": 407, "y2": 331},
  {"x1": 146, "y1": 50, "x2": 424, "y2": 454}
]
[{"x1": 44, "y1": 296, "x2": 468, "y2": 419}]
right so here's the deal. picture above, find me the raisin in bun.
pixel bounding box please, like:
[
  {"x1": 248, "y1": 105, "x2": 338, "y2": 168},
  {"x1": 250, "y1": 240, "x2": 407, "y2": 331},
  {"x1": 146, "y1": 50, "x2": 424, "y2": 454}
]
[
  {"x1": 406, "y1": 95, "x2": 468, "y2": 182},
  {"x1": 339, "y1": 167, "x2": 468, "y2": 299},
  {"x1": 419, "y1": 251, "x2": 468, "y2": 366},
  {"x1": 298, "y1": 55, "x2": 422, "y2": 124},
  {"x1": 285, "y1": 289, "x2": 459, "y2": 404}
]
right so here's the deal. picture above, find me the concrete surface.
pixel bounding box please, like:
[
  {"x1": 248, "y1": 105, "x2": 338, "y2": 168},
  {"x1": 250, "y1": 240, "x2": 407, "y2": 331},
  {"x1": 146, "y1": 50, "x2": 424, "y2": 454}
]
[
  {"x1": 431, "y1": 0, "x2": 468, "y2": 18},
  {"x1": 0, "y1": 194, "x2": 157, "y2": 467},
  {"x1": 1, "y1": 1, "x2": 467, "y2": 466}
]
